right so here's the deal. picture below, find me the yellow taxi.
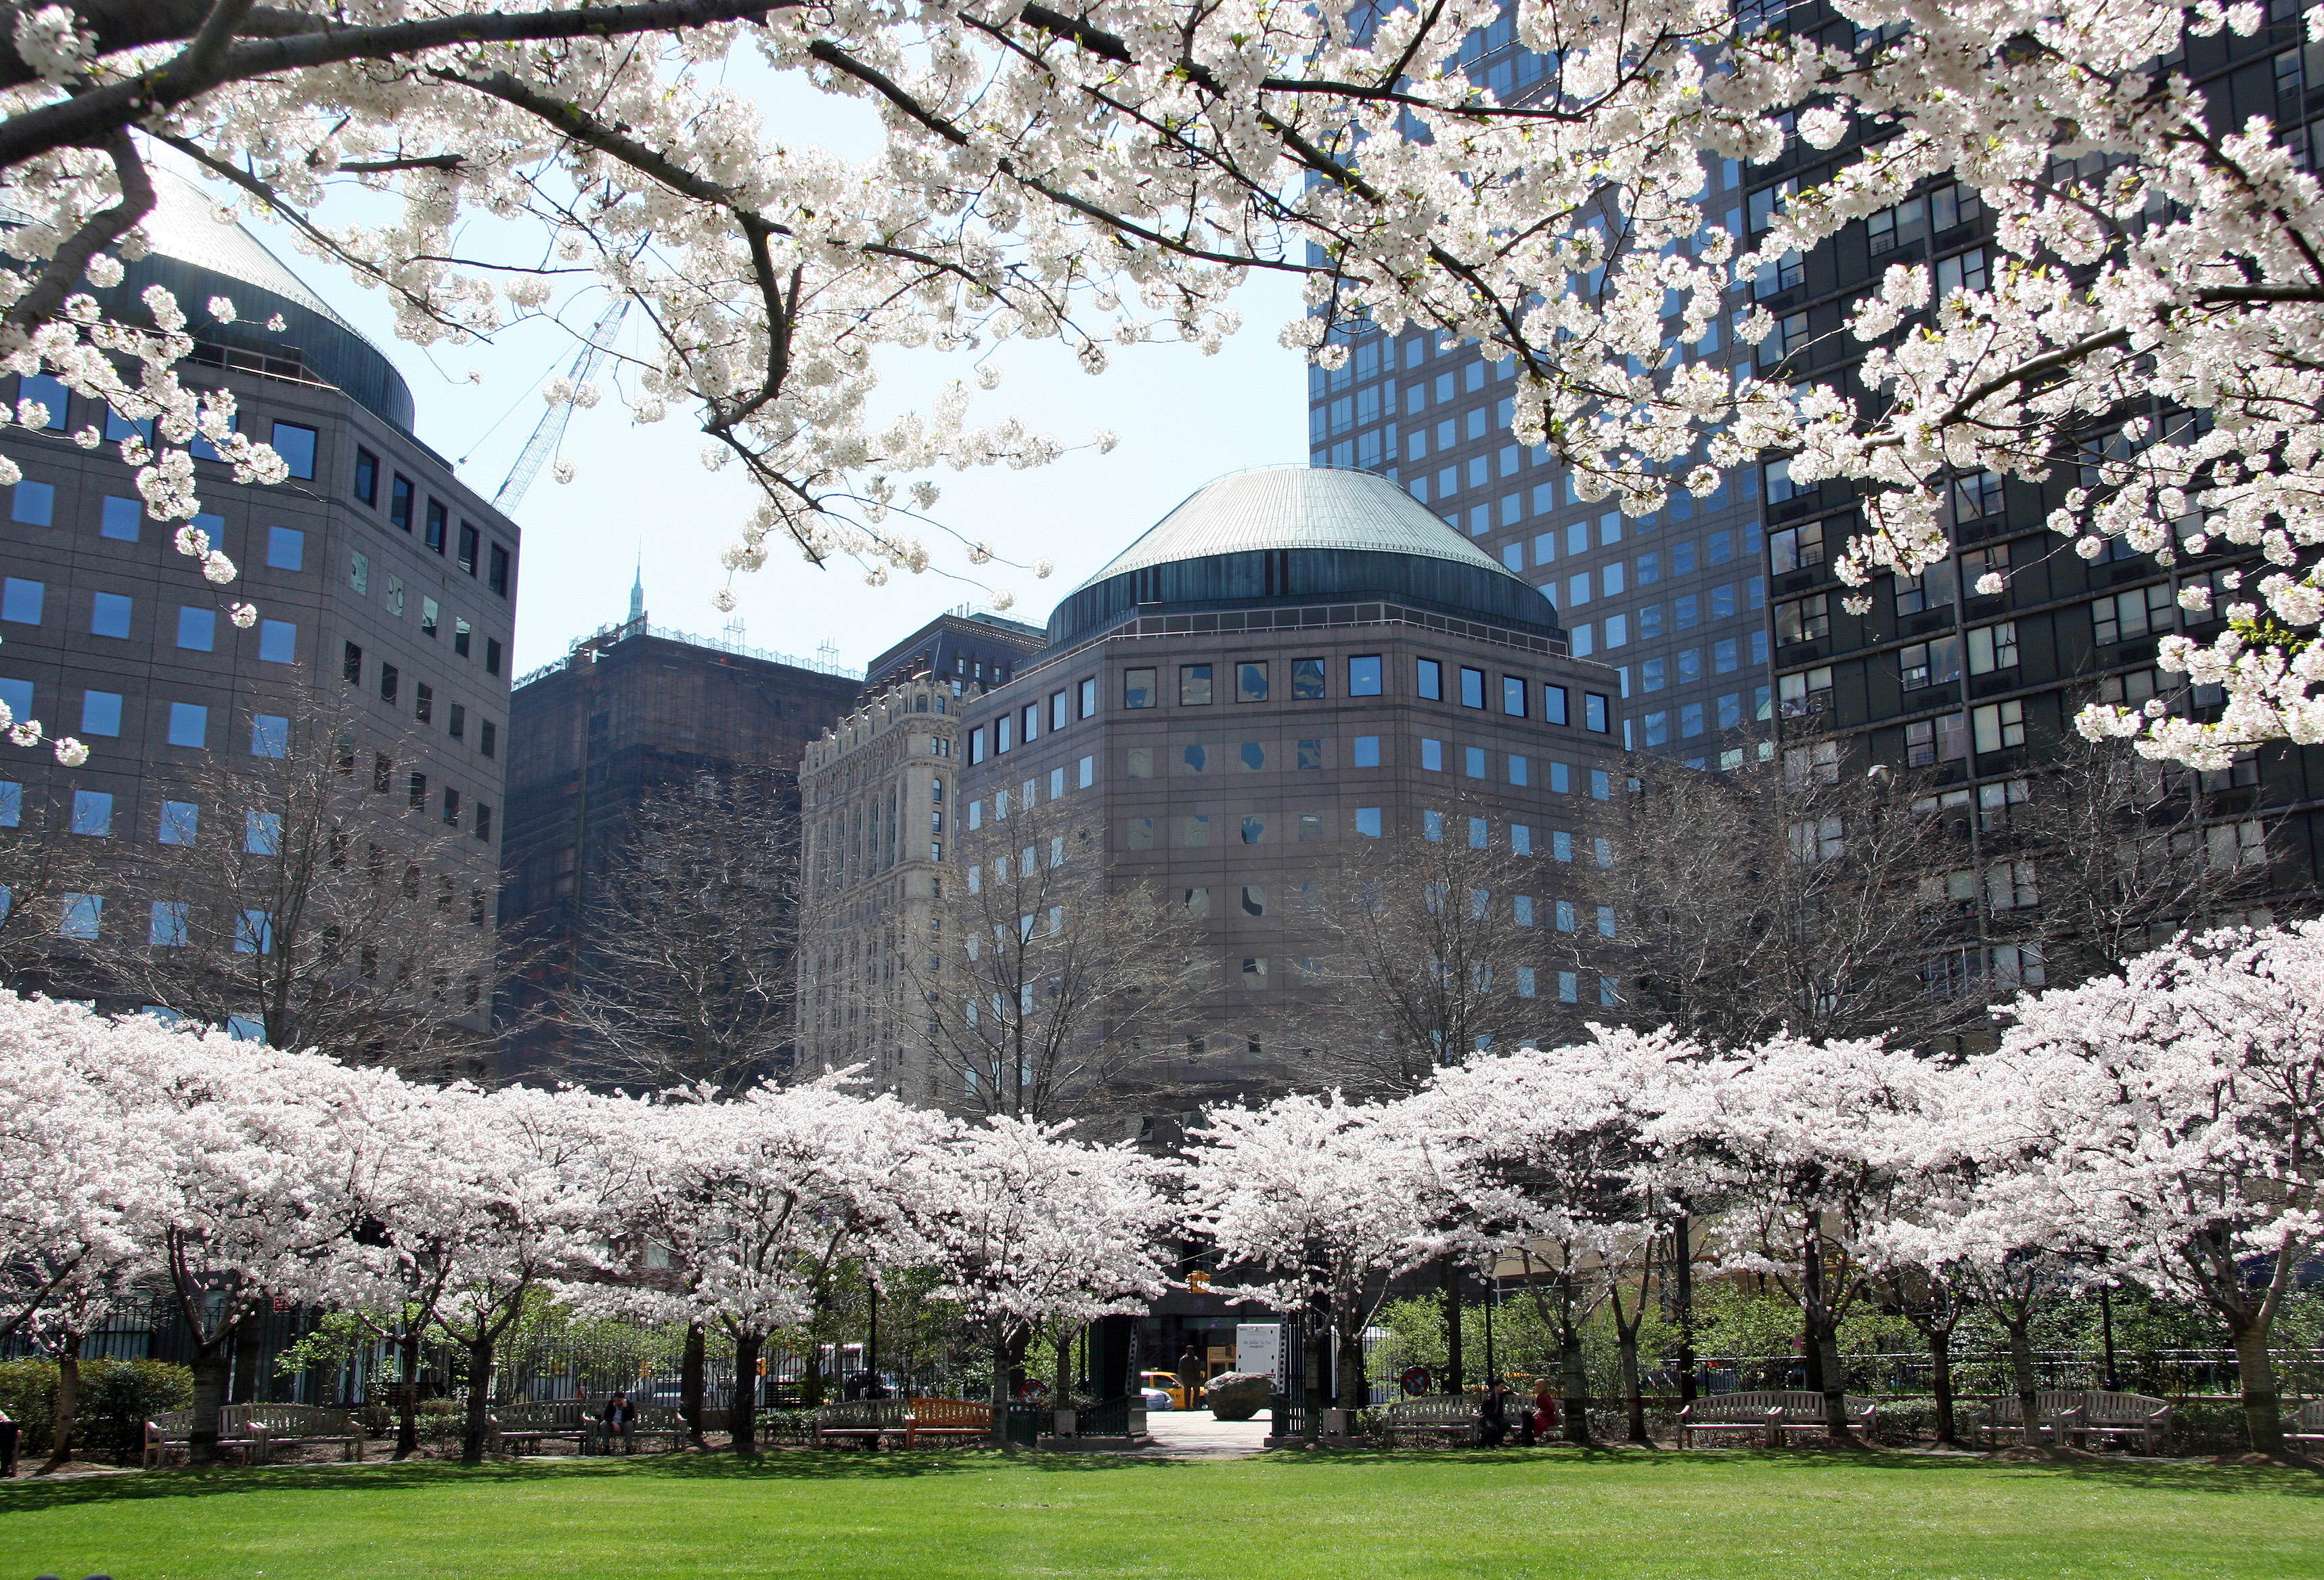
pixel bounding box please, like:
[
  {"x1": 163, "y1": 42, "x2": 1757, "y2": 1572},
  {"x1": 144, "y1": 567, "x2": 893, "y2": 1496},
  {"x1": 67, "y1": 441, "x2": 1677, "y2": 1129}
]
[{"x1": 1140, "y1": 1368, "x2": 1199, "y2": 1411}]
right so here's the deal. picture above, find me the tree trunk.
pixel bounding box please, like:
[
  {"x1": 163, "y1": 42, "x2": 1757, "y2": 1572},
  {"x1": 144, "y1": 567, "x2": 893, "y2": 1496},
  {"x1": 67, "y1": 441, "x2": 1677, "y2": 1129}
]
[
  {"x1": 1559, "y1": 1312, "x2": 1591, "y2": 1447},
  {"x1": 1052, "y1": 1323, "x2": 1073, "y2": 1411},
  {"x1": 731, "y1": 1332, "x2": 762, "y2": 1453},
  {"x1": 2232, "y1": 1319, "x2": 2285, "y2": 1457},
  {"x1": 1335, "y1": 1323, "x2": 1368, "y2": 1414},
  {"x1": 460, "y1": 1339, "x2": 495, "y2": 1466},
  {"x1": 2005, "y1": 1317, "x2": 2041, "y2": 1449},
  {"x1": 988, "y1": 1336, "x2": 1011, "y2": 1447},
  {"x1": 1614, "y1": 1317, "x2": 1651, "y2": 1447},
  {"x1": 1817, "y1": 1330, "x2": 1852, "y2": 1443},
  {"x1": 1442, "y1": 1258, "x2": 1465, "y2": 1396},
  {"x1": 1672, "y1": 1212, "x2": 1697, "y2": 1406},
  {"x1": 230, "y1": 1317, "x2": 264, "y2": 1403},
  {"x1": 43, "y1": 1332, "x2": 80, "y2": 1472},
  {"x1": 187, "y1": 1345, "x2": 231, "y2": 1466},
  {"x1": 393, "y1": 1332, "x2": 420, "y2": 1460},
  {"x1": 679, "y1": 1321, "x2": 706, "y2": 1448},
  {"x1": 1928, "y1": 1325, "x2": 1960, "y2": 1449}
]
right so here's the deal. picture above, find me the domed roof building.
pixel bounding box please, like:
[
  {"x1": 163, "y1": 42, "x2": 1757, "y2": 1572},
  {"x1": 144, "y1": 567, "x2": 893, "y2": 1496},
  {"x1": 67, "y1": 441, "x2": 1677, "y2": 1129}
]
[{"x1": 1048, "y1": 467, "x2": 1559, "y2": 648}]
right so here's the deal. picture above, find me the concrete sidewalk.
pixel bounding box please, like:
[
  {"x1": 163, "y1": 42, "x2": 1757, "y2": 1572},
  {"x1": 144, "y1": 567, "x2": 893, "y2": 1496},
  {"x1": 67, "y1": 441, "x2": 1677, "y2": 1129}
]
[{"x1": 1130, "y1": 1411, "x2": 1271, "y2": 1460}]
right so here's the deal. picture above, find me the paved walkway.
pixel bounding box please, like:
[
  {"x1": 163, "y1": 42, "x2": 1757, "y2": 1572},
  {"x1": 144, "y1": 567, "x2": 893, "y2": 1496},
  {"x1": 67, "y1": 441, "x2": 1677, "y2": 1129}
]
[{"x1": 1133, "y1": 1410, "x2": 1271, "y2": 1460}]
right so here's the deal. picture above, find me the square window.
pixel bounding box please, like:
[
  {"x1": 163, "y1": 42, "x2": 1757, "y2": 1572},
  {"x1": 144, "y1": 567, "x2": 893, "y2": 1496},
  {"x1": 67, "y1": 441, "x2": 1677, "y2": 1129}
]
[
  {"x1": 258, "y1": 619, "x2": 296, "y2": 663},
  {"x1": 1353, "y1": 734, "x2": 1381, "y2": 768},
  {"x1": 1241, "y1": 814, "x2": 1266, "y2": 844},
  {"x1": 11, "y1": 480, "x2": 53, "y2": 526},
  {"x1": 1464, "y1": 745, "x2": 1485, "y2": 778},
  {"x1": 1125, "y1": 667, "x2": 1157, "y2": 708},
  {"x1": 100, "y1": 496, "x2": 139, "y2": 541},
  {"x1": 1469, "y1": 816, "x2": 1488, "y2": 849},
  {"x1": 245, "y1": 810, "x2": 282, "y2": 855},
  {"x1": 1182, "y1": 814, "x2": 1211, "y2": 847},
  {"x1": 1292, "y1": 657, "x2": 1326, "y2": 699},
  {"x1": 1, "y1": 579, "x2": 43, "y2": 625},
  {"x1": 1237, "y1": 661, "x2": 1268, "y2": 702},
  {"x1": 1417, "y1": 658, "x2": 1443, "y2": 700},
  {"x1": 177, "y1": 605, "x2": 214, "y2": 651},
  {"x1": 1501, "y1": 676, "x2": 1525, "y2": 717},
  {"x1": 1126, "y1": 816, "x2": 1155, "y2": 850},
  {"x1": 266, "y1": 525, "x2": 304, "y2": 570},
  {"x1": 1180, "y1": 664, "x2": 1213, "y2": 705},
  {"x1": 89, "y1": 591, "x2": 131, "y2": 638},
  {"x1": 149, "y1": 901, "x2": 188, "y2": 948},
  {"x1": 1459, "y1": 667, "x2": 1485, "y2": 708},
  {"x1": 1509, "y1": 753, "x2": 1529, "y2": 786},
  {"x1": 1184, "y1": 742, "x2": 1207, "y2": 772},
  {"x1": 159, "y1": 801, "x2": 198, "y2": 845},
  {"x1": 250, "y1": 714, "x2": 288, "y2": 758},
  {"x1": 79, "y1": 690, "x2": 121, "y2": 736},
  {"x1": 235, "y1": 908, "x2": 274, "y2": 954},
  {"x1": 1591, "y1": 770, "x2": 1612, "y2": 800},
  {"x1": 16, "y1": 374, "x2": 68, "y2": 429},
  {"x1": 1421, "y1": 737, "x2": 1444, "y2": 772},
  {"x1": 1299, "y1": 812, "x2": 1322, "y2": 842},
  {"x1": 166, "y1": 702, "x2": 207, "y2": 747},
  {"x1": 1424, "y1": 810, "x2": 1445, "y2": 842},
  {"x1": 70, "y1": 790, "x2": 112, "y2": 837},
  {"x1": 1297, "y1": 739, "x2": 1323, "y2": 770},
  {"x1": 1348, "y1": 655, "x2": 1383, "y2": 695},
  {"x1": 270, "y1": 422, "x2": 317, "y2": 480},
  {"x1": 1356, "y1": 807, "x2": 1383, "y2": 837},
  {"x1": 1126, "y1": 747, "x2": 1152, "y2": 778},
  {"x1": 59, "y1": 893, "x2": 101, "y2": 940}
]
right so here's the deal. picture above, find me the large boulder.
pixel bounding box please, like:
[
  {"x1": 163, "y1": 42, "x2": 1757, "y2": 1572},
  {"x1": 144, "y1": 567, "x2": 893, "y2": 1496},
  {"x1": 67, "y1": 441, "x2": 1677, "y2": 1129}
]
[{"x1": 1202, "y1": 1372, "x2": 1275, "y2": 1422}]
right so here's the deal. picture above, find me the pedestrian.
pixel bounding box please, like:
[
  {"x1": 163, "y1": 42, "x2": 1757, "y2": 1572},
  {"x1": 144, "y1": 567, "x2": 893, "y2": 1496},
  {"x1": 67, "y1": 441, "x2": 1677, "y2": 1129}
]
[
  {"x1": 1478, "y1": 1378, "x2": 1509, "y2": 1448},
  {"x1": 1532, "y1": 1380, "x2": 1559, "y2": 1441},
  {"x1": 600, "y1": 1390, "x2": 637, "y2": 1455}
]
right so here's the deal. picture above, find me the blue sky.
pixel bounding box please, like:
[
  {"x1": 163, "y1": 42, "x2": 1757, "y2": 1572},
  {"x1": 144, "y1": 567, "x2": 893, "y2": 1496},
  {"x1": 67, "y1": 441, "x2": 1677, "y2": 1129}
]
[{"x1": 232, "y1": 74, "x2": 1308, "y2": 678}]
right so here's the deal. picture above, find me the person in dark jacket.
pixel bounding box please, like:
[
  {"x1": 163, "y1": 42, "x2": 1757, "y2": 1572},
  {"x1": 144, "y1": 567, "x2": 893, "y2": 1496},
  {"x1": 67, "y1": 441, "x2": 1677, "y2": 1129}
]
[
  {"x1": 1478, "y1": 1378, "x2": 1510, "y2": 1447},
  {"x1": 600, "y1": 1390, "x2": 637, "y2": 1453}
]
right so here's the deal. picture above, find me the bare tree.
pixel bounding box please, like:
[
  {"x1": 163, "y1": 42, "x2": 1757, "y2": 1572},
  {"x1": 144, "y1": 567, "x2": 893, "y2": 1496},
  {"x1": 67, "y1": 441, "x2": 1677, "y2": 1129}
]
[
  {"x1": 901, "y1": 794, "x2": 1204, "y2": 1124},
  {"x1": 1989, "y1": 735, "x2": 2285, "y2": 989},
  {"x1": 1583, "y1": 744, "x2": 1980, "y2": 1052},
  {"x1": 1301, "y1": 795, "x2": 1577, "y2": 1097},
  {"x1": 97, "y1": 691, "x2": 497, "y2": 1072},
  {"x1": 0, "y1": 781, "x2": 106, "y2": 992},
  {"x1": 545, "y1": 768, "x2": 801, "y2": 1097}
]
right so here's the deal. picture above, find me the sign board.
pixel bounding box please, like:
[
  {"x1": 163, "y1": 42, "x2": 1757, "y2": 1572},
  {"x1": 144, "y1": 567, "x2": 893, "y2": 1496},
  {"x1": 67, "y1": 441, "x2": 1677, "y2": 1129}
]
[{"x1": 1235, "y1": 1323, "x2": 1282, "y2": 1384}]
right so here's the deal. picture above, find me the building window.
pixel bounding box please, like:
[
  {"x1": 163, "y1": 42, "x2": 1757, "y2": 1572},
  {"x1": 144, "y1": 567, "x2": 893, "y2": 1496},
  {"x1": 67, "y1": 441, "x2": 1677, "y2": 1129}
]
[
  {"x1": 1125, "y1": 668, "x2": 1156, "y2": 708},
  {"x1": 1894, "y1": 565, "x2": 1957, "y2": 616},
  {"x1": 349, "y1": 551, "x2": 369, "y2": 595},
  {"x1": 251, "y1": 714, "x2": 288, "y2": 758},
  {"x1": 380, "y1": 663, "x2": 399, "y2": 705},
  {"x1": 1, "y1": 578, "x2": 41, "y2": 625},
  {"x1": 57, "y1": 893, "x2": 101, "y2": 940},
  {"x1": 1079, "y1": 676, "x2": 1098, "y2": 718},
  {"x1": 1292, "y1": 657, "x2": 1326, "y2": 699},
  {"x1": 342, "y1": 641, "x2": 363, "y2": 684},
  {"x1": 1237, "y1": 661, "x2": 1269, "y2": 703},
  {"x1": 1469, "y1": 816, "x2": 1488, "y2": 848},
  {"x1": 485, "y1": 638, "x2": 502, "y2": 676},
  {"x1": 453, "y1": 617, "x2": 471, "y2": 658},
  {"x1": 244, "y1": 810, "x2": 281, "y2": 855},
  {"x1": 89, "y1": 591, "x2": 131, "y2": 638},
  {"x1": 1584, "y1": 693, "x2": 1609, "y2": 732},
  {"x1": 458, "y1": 523, "x2": 480, "y2": 575},
  {"x1": 70, "y1": 790, "x2": 112, "y2": 837},
  {"x1": 1421, "y1": 737, "x2": 1444, "y2": 772},
  {"x1": 1050, "y1": 689, "x2": 1069, "y2": 730},
  {"x1": 996, "y1": 716, "x2": 1012, "y2": 752},
  {"x1": 1417, "y1": 658, "x2": 1443, "y2": 700},
  {"x1": 354, "y1": 447, "x2": 379, "y2": 506},
  {"x1": 148, "y1": 900, "x2": 188, "y2": 947},
  {"x1": 1905, "y1": 714, "x2": 1968, "y2": 766},
  {"x1": 270, "y1": 422, "x2": 317, "y2": 479},
  {"x1": 1770, "y1": 519, "x2": 1823, "y2": 573},
  {"x1": 9, "y1": 480, "x2": 51, "y2": 526},
  {"x1": 1972, "y1": 699, "x2": 2026, "y2": 753},
  {"x1": 489, "y1": 542, "x2": 511, "y2": 596},
  {"x1": 1356, "y1": 807, "x2": 1383, "y2": 837},
  {"x1": 1353, "y1": 734, "x2": 1381, "y2": 768},
  {"x1": 166, "y1": 702, "x2": 207, "y2": 747},
  {"x1": 1021, "y1": 703, "x2": 1038, "y2": 744},
  {"x1": 390, "y1": 474, "x2": 414, "y2": 532},
  {"x1": 408, "y1": 772, "x2": 427, "y2": 811},
  {"x1": 16, "y1": 373, "x2": 67, "y2": 429},
  {"x1": 99, "y1": 496, "x2": 139, "y2": 542},
  {"x1": 1967, "y1": 621, "x2": 2019, "y2": 674},
  {"x1": 1898, "y1": 635, "x2": 1962, "y2": 692},
  {"x1": 422, "y1": 596, "x2": 439, "y2": 639},
  {"x1": 79, "y1": 690, "x2": 121, "y2": 736},
  {"x1": 1078, "y1": 754, "x2": 1094, "y2": 788},
  {"x1": 969, "y1": 726, "x2": 985, "y2": 763},
  {"x1": 1500, "y1": 676, "x2": 1526, "y2": 718},
  {"x1": 258, "y1": 619, "x2": 296, "y2": 663},
  {"x1": 1349, "y1": 655, "x2": 1383, "y2": 695},
  {"x1": 1776, "y1": 594, "x2": 1829, "y2": 645},
  {"x1": 1542, "y1": 684, "x2": 1569, "y2": 726},
  {"x1": 449, "y1": 703, "x2": 466, "y2": 743},
  {"x1": 1178, "y1": 664, "x2": 1213, "y2": 705},
  {"x1": 1464, "y1": 746, "x2": 1486, "y2": 778},
  {"x1": 2093, "y1": 584, "x2": 2174, "y2": 645},
  {"x1": 266, "y1": 526, "x2": 304, "y2": 571},
  {"x1": 443, "y1": 787, "x2": 461, "y2": 827},
  {"x1": 1423, "y1": 810, "x2": 1444, "y2": 842},
  {"x1": 235, "y1": 908, "x2": 274, "y2": 954},
  {"x1": 158, "y1": 801, "x2": 198, "y2": 845}
]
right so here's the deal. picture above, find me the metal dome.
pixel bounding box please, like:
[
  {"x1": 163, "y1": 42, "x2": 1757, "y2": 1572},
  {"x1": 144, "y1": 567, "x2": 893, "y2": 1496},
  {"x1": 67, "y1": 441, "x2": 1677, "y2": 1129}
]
[
  {"x1": 1047, "y1": 466, "x2": 1560, "y2": 646},
  {"x1": 1075, "y1": 466, "x2": 1525, "y2": 590}
]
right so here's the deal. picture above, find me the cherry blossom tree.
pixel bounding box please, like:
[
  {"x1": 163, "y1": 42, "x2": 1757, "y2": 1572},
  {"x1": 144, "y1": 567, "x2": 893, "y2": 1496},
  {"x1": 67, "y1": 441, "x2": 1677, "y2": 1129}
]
[
  {"x1": 1648, "y1": 1032, "x2": 1934, "y2": 1445},
  {"x1": 1949, "y1": 922, "x2": 2324, "y2": 1457},
  {"x1": 897, "y1": 1116, "x2": 1174, "y2": 1443},
  {"x1": 1185, "y1": 1091, "x2": 1431, "y2": 1422}
]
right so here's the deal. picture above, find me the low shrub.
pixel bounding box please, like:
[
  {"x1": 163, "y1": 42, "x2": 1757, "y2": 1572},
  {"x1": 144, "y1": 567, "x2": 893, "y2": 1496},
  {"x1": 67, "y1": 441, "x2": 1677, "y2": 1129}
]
[{"x1": 0, "y1": 1359, "x2": 194, "y2": 1464}]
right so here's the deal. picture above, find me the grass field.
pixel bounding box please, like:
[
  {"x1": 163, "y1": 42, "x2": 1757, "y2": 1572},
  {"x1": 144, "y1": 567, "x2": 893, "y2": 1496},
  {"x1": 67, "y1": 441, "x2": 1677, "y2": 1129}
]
[{"x1": 1, "y1": 1447, "x2": 2317, "y2": 1580}]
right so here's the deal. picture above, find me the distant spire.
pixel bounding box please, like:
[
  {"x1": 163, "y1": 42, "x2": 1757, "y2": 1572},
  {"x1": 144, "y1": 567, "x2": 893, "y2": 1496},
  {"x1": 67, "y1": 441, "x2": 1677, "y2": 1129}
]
[{"x1": 627, "y1": 549, "x2": 644, "y2": 623}]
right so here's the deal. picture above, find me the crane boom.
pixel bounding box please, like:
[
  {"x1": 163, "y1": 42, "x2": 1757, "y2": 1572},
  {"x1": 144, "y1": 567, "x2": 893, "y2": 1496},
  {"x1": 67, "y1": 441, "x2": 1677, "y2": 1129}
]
[{"x1": 493, "y1": 298, "x2": 630, "y2": 512}]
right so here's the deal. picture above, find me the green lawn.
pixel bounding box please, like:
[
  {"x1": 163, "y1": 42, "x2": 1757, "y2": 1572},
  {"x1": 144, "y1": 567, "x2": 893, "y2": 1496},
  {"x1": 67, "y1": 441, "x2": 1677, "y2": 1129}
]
[{"x1": 1, "y1": 1448, "x2": 2317, "y2": 1580}]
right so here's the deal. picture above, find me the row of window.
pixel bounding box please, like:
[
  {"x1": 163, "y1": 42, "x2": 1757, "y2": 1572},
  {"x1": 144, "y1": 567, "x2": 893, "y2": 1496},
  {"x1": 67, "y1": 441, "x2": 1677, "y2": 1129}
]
[
  {"x1": 350, "y1": 447, "x2": 514, "y2": 598},
  {"x1": 1116, "y1": 655, "x2": 1611, "y2": 724},
  {"x1": 10, "y1": 374, "x2": 322, "y2": 479},
  {"x1": 347, "y1": 553, "x2": 506, "y2": 676},
  {"x1": 1640, "y1": 692, "x2": 1771, "y2": 745},
  {"x1": 342, "y1": 642, "x2": 498, "y2": 757},
  {"x1": 1, "y1": 768, "x2": 495, "y2": 846},
  {"x1": 1569, "y1": 581, "x2": 1766, "y2": 659},
  {"x1": 1640, "y1": 639, "x2": 1770, "y2": 690},
  {"x1": 1, "y1": 576, "x2": 300, "y2": 662}
]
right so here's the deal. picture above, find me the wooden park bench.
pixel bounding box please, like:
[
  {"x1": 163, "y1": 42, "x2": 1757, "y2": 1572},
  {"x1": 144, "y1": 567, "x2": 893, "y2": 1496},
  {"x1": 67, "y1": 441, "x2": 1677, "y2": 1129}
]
[
  {"x1": 583, "y1": 1403, "x2": 686, "y2": 1455},
  {"x1": 1676, "y1": 1390, "x2": 1875, "y2": 1448},
  {"x1": 905, "y1": 1397, "x2": 991, "y2": 1447},
  {"x1": 1963, "y1": 1390, "x2": 2172, "y2": 1453},
  {"x1": 491, "y1": 1401, "x2": 592, "y2": 1455},
  {"x1": 1379, "y1": 1395, "x2": 1479, "y2": 1447},
  {"x1": 145, "y1": 1405, "x2": 363, "y2": 1467},
  {"x1": 813, "y1": 1399, "x2": 910, "y2": 1448},
  {"x1": 2286, "y1": 1400, "x2": 2324, "y2": 1448}
]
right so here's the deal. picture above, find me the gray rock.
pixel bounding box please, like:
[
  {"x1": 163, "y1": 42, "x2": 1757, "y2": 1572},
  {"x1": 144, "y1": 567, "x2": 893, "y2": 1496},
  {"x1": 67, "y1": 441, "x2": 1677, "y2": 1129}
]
[{"x1": 1202, "y1": 1372, "x2": 1275, "y2": 1422}]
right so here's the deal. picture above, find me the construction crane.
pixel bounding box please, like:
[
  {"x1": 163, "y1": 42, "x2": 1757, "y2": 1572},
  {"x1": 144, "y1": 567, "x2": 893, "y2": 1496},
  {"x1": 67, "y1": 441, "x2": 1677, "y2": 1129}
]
[{"x1": 493, "y1": 297, "x2": 630, "y2": 512}]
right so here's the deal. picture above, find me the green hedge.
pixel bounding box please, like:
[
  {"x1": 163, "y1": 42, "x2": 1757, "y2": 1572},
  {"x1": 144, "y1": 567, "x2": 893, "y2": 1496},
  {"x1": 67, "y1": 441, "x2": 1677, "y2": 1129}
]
[{"x1": 0, "y1": 1359, "x2": 194, "y2": 1464}]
